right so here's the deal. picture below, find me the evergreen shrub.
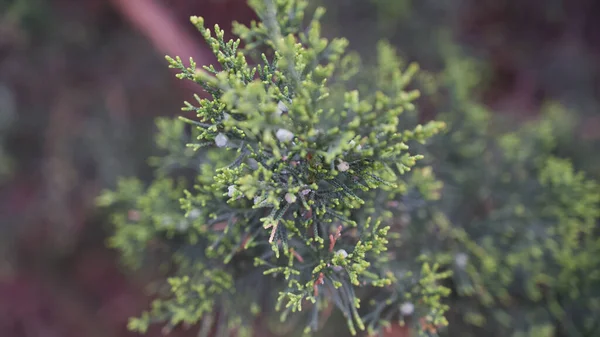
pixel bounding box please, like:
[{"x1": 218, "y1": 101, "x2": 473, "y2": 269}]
[{"x1": 99, "y1": 1, "x2": 600, "y2": 336}]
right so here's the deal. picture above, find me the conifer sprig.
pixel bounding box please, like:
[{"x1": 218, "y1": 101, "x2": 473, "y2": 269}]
[{"x1": 100, "y1": 0, "x2": 449, "y2": 336}]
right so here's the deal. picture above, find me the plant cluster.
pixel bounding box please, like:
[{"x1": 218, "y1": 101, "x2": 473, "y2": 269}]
[
  {"x1": 428, "y1": 59, "x2": 600, "y2": 337},
  {"x1": 393, "y1": 46, "x2": 600, "y2": 337},
  {"x1": 323, "y1": 1, "x2": 600, "y2": 333},
  {"x1": 99, "y1": 0, "x2": 449, "y2": 336},
  {"x1": 99, "y1": 0, "x2": 600, "y2": 336}
]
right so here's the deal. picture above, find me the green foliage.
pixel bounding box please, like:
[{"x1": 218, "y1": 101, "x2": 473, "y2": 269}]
[
  {"x1": 100, "y1": 0, "x2": 600, "y2": 336},
  {"x1": 326, "y1": 2, "x2": 600, "y2": 331},
  {"x1": 100, "y1": 0, "x2": 449, "y2": 336},
  {"x1": 405, "y1": 49, "x2": 600, "y2": 336},
  {"x1": 328, "y1": 15, "x2": 600, "y2": 333}
]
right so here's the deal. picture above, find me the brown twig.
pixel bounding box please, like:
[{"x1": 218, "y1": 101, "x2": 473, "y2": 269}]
[
  {"x1": 313, "y1": 272, "x2": 324, "y2": 297},
  {"x1": 290, "y1": 248, "x2": 304, "y2": 263},
  {"x1": 328, "y1": 225, "x2": 342, "y2": 252},
  {"x1": 109, "y1": 0, "x2": 215, "y2": 95}
]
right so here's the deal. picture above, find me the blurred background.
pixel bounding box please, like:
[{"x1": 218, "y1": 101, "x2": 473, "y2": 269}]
[{"x1": 0, "y1": 0, "x2": 598, "y2": 336}]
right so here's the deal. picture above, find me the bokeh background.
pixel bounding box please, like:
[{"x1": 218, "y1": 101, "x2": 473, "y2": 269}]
[{"x1": 0, "y1": 0, "x2": 598, "y2": 336}]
